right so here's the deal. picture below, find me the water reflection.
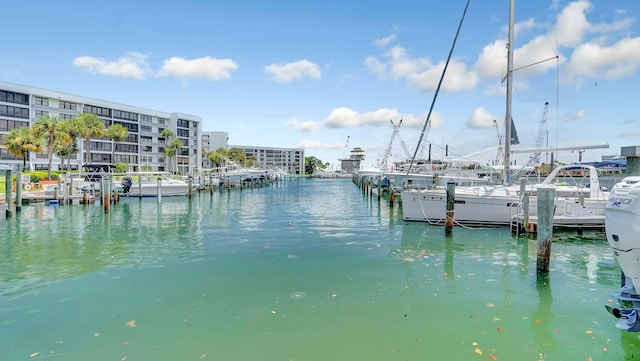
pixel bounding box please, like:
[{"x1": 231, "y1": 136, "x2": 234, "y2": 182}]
[{"x1": 0, "y1": 198, "x2": 204, "y2": 298}]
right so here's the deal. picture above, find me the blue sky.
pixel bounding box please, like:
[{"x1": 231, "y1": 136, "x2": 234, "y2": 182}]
[{"x1": 3, "y1": 0, "x2": 640, "y2": 169}]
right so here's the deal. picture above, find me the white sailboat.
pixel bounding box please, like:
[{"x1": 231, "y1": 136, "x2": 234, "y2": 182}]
[{"x1": 400, "y1": 0, "x2": 609, "y2": 228}]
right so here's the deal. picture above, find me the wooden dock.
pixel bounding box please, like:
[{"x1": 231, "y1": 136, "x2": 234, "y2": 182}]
[{"x1": 511, "y1": 214, "x2": 605, "y2": 235}]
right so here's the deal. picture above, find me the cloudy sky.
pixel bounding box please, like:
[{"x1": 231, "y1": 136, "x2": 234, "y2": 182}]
[{"x1": 3, "y1": 0, "x2": 640, "y2": 168}]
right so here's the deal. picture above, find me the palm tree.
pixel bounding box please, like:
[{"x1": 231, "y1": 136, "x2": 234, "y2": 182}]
[
  {"x1": 207, "y1": 150, "x2": 222, "y2": 169},
  {"x1": 105, "y1": 123, "x2": 129, "y2": 164},
  {"x1": 58, "y1": 117, "x2": 84, "y2": 172},
  {"x1": 31, "y1": 114, "x2": 60, "y2": 179},
  {"x1": 227, "y1": 147, "x2": 247, "y2": 167},
  {"x1": 53, "y1": 131, "x2": 73, "y2": 170},
  {"x1": 2, "y1": 126, "x2": 43, "y2": 171},
  {"x1": 77, "y1": 113, "x2": 106, "y2": 165},
  {"x1": 164, "y1": 138, "x2": 184, "y2": 174}
]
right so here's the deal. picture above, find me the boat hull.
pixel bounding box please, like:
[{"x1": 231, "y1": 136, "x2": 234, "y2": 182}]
[
  {"x1": 401, "y1": 188, "x2": 519, "y2": 225},
  {"x1": 125, "y1": 181, "x2": 189, "y2": 197},
  {"x1": 606, "y1": 176, "x2": 640, "y2": 293}
]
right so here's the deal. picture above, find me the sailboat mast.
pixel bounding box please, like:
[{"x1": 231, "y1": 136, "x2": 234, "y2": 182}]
[{"x1": 503, "y1": 0, "x2": 515, "y2": 185}]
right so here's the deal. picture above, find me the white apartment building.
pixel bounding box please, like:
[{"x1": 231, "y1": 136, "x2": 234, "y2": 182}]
[
  {"x1": 232, "y1": 144, "x2": 305, "y2": 174},
  {"x1": 201, "y1": 131, "x2": 304, "y2": 174},
  {"x1": 0, "y1": 81, "x2": 202, "y2": 175}
]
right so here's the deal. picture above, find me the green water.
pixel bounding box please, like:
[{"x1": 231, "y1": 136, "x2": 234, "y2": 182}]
[{"x1": 0, "y1": 179, "x2": 637, "y2": 360}]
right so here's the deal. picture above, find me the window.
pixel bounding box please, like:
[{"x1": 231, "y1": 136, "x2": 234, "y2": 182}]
[
  {"x1": 90, "y1": 141, "x2": 112, "y2": 151},
  {"x1": 35, "y1": 110, "x2": 49, "y2": 118},
  {"x1": 34, "y1": 96, "x2": 49, "y2": 106},
  {"x1": 140, "y1": 114, "x2": 152, "y2": 122},
  {"x1": 177, "y1": 119, "x2": 189, "y2": 128},
  {"x1": 59, "y1": 113, "x2": 74, "y2": 120},
  {"x1": 0, "y1": 90, "x2": 29, "y2": 105},
  {"x1": 83, "y1": 104, "x2": 111, "y2": 117},
  {"x1": 140, "y1": 125, "x2": 152, "y2": 132},
  {"x1": 177, "y1": 128, "x2": 189, "y2": 137},
  {"x1": 157, "y1": 117, "x2": 167, "y2": 125},
  {"x1": 0, "y1": 105, "x2": 29, "y2": 119},
  {"x1": 59, "y1": 100, "x2": 77, "y2": 110},
  {"x1": 141, "y1": 136, "x2": 152, "y2": 142},
  {"x1": 115, "y1": 144, "x2": 139, "y2": 153},
  {"x1": 113, "y1": 120, "x2": 138, "y2": 133},
  {"x1": 113, "y1": 109, "x2": 138, "y2": 121}
]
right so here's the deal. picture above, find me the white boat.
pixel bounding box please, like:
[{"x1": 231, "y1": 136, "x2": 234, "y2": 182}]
[
  {"x1": 401, "y1": 164, "x2": 609, "y2": 226},
  {"x1": 605, "y1": 176, "x2": 640, "y2": 331},
  {"x1": 400, "y1": 0, "x2": 609, "y2": 228},
  {"x1": 121, "y1": 172, "x2": 190, "y2": 197}
]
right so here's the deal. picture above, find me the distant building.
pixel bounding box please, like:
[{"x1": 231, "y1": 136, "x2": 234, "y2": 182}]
[
  {"x1": 230, "y1": 145, "x2": 305, "y2": 175},
  {"x1": 201, "y1": 131, "x2": 229, "y2": 168},
  {"x1": 340, "y1": 147, "x2": 365, "y2": 173},
  {"x1": 0, "y1": 81, "x2": 202, "y2": 174},
  {"x1": 200, "y1": 132, "x2": 303, "y2": 174}
]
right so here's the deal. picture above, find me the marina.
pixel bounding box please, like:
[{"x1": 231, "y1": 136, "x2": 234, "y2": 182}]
[{"x1": 0, "y1": 178, "x2": 635, "y2": 360}]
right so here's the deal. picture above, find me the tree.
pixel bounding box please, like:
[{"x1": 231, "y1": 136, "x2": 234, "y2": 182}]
[
  {"x1": 105, "y1": 123, "x2": 129, "y2": 164},
  {"x1": 227, "y1": 147, "x2": 247, "y2": 167},
  {"x1": 3, "y1": 126, "x2": 43, "y2": 171},
  {"x1": 161, "y1": 128, "x2": 175, "y2": 171},
  {"x1": 77, "y1": 113, "x2": 106, "y2": 164},
  {"x1": 31, "y1": 114, "x2": 60, "y2": 179},
  {"x1": 53, "y1": 131, "x2": 74, "y2": 170},
  {"x1": 164, "y1": 138, "x2": 183, "y2": 174},
  {"x1": 305, "y1": 156, "x2": 325, "y2": 175},
  {"x1": 58, "y1": 117, "x2": 84, "y2": 171}
]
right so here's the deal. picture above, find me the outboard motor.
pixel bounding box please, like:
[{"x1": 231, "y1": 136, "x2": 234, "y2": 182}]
[
  {"x1": 605, "y1": 176, "x2": 640, "y2": 331},
  {"x1": 122, "y1": 177, "x2": 133, "y2": 194}
]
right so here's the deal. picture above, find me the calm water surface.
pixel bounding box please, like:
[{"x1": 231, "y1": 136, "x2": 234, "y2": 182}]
[{"x1": 0, "y1": 179, "x2": 637, "y2": 360}]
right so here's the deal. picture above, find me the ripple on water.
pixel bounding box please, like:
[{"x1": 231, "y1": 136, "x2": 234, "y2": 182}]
[{"x1": 290, "y1": 291, "x2": 306, "y2": 300}]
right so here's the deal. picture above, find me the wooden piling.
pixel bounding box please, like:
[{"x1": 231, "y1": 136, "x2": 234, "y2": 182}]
[
  {"x1": 522, "y1": 192, "x2": 530, "y2": 234},
  {"x1": 536, "y1": 186, "x2": 555, "y2": 273},
  {"x1": 5, "y1": 169, "x2": 12, "y2": 218},
  {"x1": 188, "y1": 176, "x2": 193, "y2": 198},
  {"x1": 445, "y1": 181, "x2": 455, "y2": 234},
  {"x1": 157, "y1": 178, "x2": 163, "y2": 203},
  {"x1": 389, "y1": 192, "x2": 395, "y2": 207},
  {"x1": 15, "y1": 171, "x2": 22, "y2": 213},
  {"x1": 520, "y1": 177, "x2": 528, "y2": 235},
  {"x1": 103, "y1": 178, "x2": 111, "y2": 212}
]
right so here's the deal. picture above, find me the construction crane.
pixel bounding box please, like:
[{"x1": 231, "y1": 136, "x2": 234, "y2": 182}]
[
  {"x1": 526, "y1": 102, "x2": 549, "y2": 167},
  {"x1": 397, "y1": 133, "x2": 412, "y2": 159},
  {"x1": 493, "y1": 119, "x2": 504, "y2": 166},
  {"x1": 380, "y1": 119, "x2": 402, "y2": 170}
]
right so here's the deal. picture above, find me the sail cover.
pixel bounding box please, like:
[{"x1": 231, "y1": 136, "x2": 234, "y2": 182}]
[{"x1": 510, "y1": 117, "x2": 520, "y2": 145}]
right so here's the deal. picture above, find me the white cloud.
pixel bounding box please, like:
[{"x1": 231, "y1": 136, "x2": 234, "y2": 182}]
[
  {"x1": 551, "y1": 0, "x2": 592, "y2": 48},
  {"x1": 295, "y1": 139, "x2": 345, "y2": 150},
  {"x1": 365, "y1": 45, "x2": 476, "y2": 92},
  {"x1": 563, "y1": 109, "x2": 586, "y2": 123},
  {"x1": 409, "y1": 59, "x2": 478, "y2": 92},
  {"x1": 283, "y1": 117, "x2": 320, "y2": 132},
  {"x1": 157, "y1": 56, "x2": 238, "y2": 80},
  {"x1": 374, "y1": 34, "x2": 396, "y2": 47},
  {"x1": 467, "y1": 107, "x2": 497, "y2": 129},
  {"x1": 72, "y1": 52, "x2": 151, "y2": 80},
  {"x1": 564, "y1": 37, "x2": 640, "y2": 81},
  {"x1": 265, "y1": 60, "x2": 321, "y2": 83},
  {"x1": 322, "y1": 106, "x2": 439, "y2": 129},
  {"x1": 619, "y1": 130, "x2": 640, "y2": 138}
]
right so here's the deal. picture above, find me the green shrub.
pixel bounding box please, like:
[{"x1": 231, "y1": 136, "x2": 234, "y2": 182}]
[{"x1": 115, "y1": 163, "x2": 129, "y2": 173}]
